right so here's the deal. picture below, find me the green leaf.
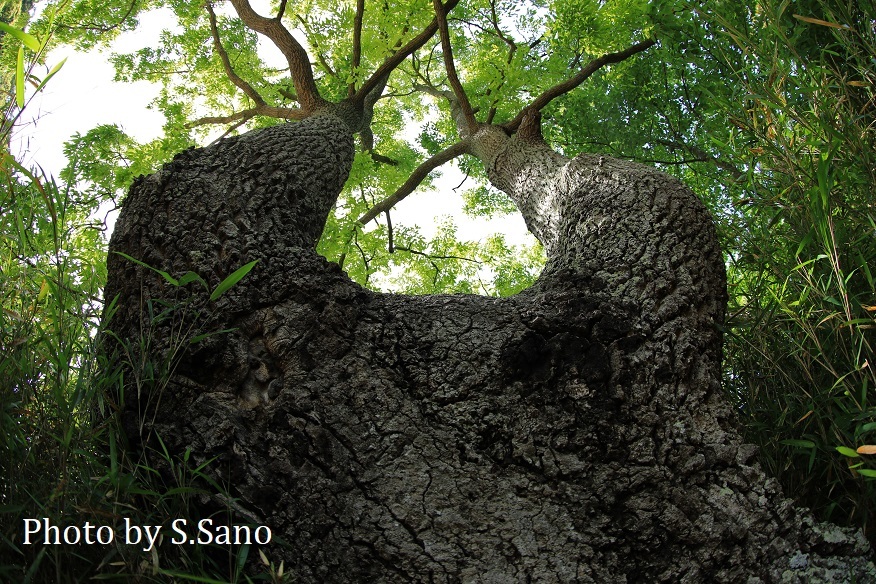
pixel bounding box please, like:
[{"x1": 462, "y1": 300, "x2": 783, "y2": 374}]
[
  {"x1": 0, "y1": 21, "x2": 41, "y2": 52},
  {"x1": 836, "y1": 446, "x2": 860, "y2": 458},
  {"x1": 780, "y1": 439, "x2": 815, "y2": 449},
  {"x1": 113, "y1": 251, "x2": 179, "y2": 286},
  {"x1": 34, "y1": 58, "x2": 67, "y2": 94},
  {"x1": 235, "y1": 543, "x2": 251, "y2": 581},
  {"x1": 155, "y1": 571, "x2": 229, "y2": 584},
  {"x1": 178, "y1": 271, "x2": 207, "y2": 289},
  {"x1": 857, "y1": 469, "x2": 876, "y2": 478},
  {"x1": 15, "y1": 47, "x2": 25, "y2": 109},
  {"x1": 189, "y1": 328, "x2": 237, "y2": 345},
  {"x1": 210, "y1": 259, "x2": 259, "y2": 301}
]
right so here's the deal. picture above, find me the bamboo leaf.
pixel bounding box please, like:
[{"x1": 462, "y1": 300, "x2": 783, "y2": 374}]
[
  {"x1": 178, "y1": 271, "x2": 207, "y2": 289},
  {"x1": 189, "y1": 328, "x2": 237, "y2": 345},
  {"x1": 34, "y1": 57, "x2": 67, "y2": 94},
  {"x1": 0, "y1": 21, "x2": 41, "y2": 51},
  {"x1": 781, "y1": 439, "x2": 815, "y2": 449},
  {"x1": 210, "y1": 259, "x2": 259, "y2": 301},
  {"x1": 792, "y1": 14, "x2": 852, "y2": 31},
  {"x1": 15, "y1": 47, "x2": 25, "y2": 108},
  {"x1": 113, "y1": 251, "x2": 179, "y2": 286},
  {"x1": 836, "y1": 446, "x2": 860, "y2": 458},
  {"x1": 37, "y1": 279, "x2": 49, "y2": 302}
]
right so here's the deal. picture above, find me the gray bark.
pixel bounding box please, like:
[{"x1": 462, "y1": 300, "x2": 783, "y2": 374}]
[{"x1": 104, "y1": 114, "x2": 875, "y2": 582}]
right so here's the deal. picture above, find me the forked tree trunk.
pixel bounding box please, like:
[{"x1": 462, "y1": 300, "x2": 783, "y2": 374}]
[{"x1": 104, "y1": 114, "x2": 875, "y2": 582}]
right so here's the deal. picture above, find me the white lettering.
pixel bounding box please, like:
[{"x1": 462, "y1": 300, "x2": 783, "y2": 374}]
[
  {"x1": 22, "y1": 519, "x2": 41, "y2": 544},
  {"x1": 45, "y1": 518, "x2": 60, "y2": 544},
  {"x1": 63, "y1": 525, "x2": 81, "y2": 544},
  {"x1": 233, "y1": 525, "x2": 251, "y2": 545},
  {"x1": 197, "y1": 519, "x2": 214, "y2": 544},
  {"x1": 171, "y1": 519, "x2": 188, "y2": 544},
  {"x1": 254, "y1": 525, "x2": 271, "y2": 545},
  {"x1": 214, "y1": 525, "x2": 230, "y2": 545},
  {"x1": 142, "y1": 525, "x2": 161, "y2": 552},
  {"x1": 82, "y1": 522, "x2": 96, "y2": 544},
  {"x1": 96, "y1": 525, "x2": 113, "y2": 544},
  {"x1": 124, "y1": 518, "x2": 141, "y2": 546}
]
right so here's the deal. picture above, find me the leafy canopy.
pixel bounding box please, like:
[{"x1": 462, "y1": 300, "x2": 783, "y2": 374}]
[{"x1": 14, "y1": 0, "x2": 669, "y2": 297}]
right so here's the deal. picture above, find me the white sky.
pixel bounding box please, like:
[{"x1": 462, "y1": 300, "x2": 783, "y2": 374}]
[{"x1": 12, "y1": 6, "x2": 531, "y2": 246}]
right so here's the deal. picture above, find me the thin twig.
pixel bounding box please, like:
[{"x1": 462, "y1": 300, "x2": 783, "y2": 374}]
[
  {"x1": 206, "y1": 2, "x2": 266, "y2": 106},
  {"x1": 354, "y1": 0, "x2": 461, "y2": 105},
  {"x1": 503, "y1": 39, "x2": 656, "y2": 133},
  {"x1": 186, "y1": 105, "x2": 307, "y2": 128},
  {"x1": 358, "y1": 140, "x2": 470, "y2": 224}
]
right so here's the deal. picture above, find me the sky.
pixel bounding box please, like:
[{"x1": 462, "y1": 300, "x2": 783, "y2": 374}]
[{"x1": 12, "y1": 6, "x2": 532, "y2": 248}]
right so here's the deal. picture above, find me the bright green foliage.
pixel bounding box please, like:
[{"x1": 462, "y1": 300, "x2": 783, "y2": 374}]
[
  {"x1": 1, "y1": 11, "x2": 67, "y2": 151},
  {"x1": 61, "y1": 123, "x2": 192, "y2": 208}
]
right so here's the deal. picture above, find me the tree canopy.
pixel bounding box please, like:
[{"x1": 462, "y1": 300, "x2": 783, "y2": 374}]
[{"x1": 1, "y1": 0, "x2": 875, "y2": 579}]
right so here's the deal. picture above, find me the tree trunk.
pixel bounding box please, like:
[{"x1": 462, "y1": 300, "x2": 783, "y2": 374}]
[{"x1": 104, "y1": 115, "x2": 875, "y2": 582}]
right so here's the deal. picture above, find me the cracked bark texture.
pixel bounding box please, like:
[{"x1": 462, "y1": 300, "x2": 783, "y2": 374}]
[{"x1": 104, "y1": 114, "x2": 875, "y2": 583}]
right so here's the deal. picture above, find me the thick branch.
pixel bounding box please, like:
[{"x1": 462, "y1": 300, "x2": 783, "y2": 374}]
[
  {"x1": 207, "y1": 2, "x2": 266, "y2": 107},
  {"x1": 432, "y1": 0, "x2": 478, "y2": 133},
  {"x1": 349, "y1": 0, "x2": 365, "y2": 98},
  {"x1": 358, "y1": 140, "x2": 470, "y2": 224},
  {"x1": 503, "y1": 39, "x2": 656, "y2": 133},
  {"x1": 186, "y1": 105, "x2": 308, "y2": 128},
  {"x1": 359, "y1": 72, "x2": 392, "y2": 159},
  {"x1": 413, "y1": 83, "x2": 478, "y2": 137},
  {"x1": 354, "y1": 0, "x2": 461, "y2": 105},
  {"x1": 229, "y1": 0, "x2": 327, "y2": 112}
]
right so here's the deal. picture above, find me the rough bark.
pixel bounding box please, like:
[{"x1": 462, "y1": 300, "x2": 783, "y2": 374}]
[{"x1": 104, "y1": 114, "x2": 875, "y2": 582}]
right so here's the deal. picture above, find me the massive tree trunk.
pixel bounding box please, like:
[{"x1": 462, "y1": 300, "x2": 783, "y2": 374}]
[{"x1": 104, "y1": 114, "x2": 875, "y2": 582}]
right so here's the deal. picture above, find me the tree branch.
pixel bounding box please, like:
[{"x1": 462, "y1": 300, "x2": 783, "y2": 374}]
[
  {"x1": 358, "y1": 140, "x2": 470, "y2": 224},
  {"x1": 488, "y1": 0, "x2": 516, "y2": 52},
  {"x1": 229, "y1": 0, "x2": 327, "y2": 112},
  {"x1": 655, "y1": 139, "x2": 745, "y2": 181},
  {"x1": 206, "y1": 2, "x2": 266, "y2": 107},
  {"x1": 208, "y1": 118, "x2": 250, "y2": 145},
  {"x1": 432, "y1": 0, "x2": 478, "y2": 133},
  {"x1": 295, "y1": 14, "x2": 338, "y2": 78},
  {"x1": 186, "y1": 104, "x2": 308, "y2": 128},
  {"x1": 413, "y1": 83, "x2": 479, "y2": 136},
  {"x1": 394, "y1": 245, "x2": 481, "y2": 264},
  {"x1": 349, "y1": 0, "x2": 365, "y2": 98},
  {"x1": 503, "y1": 39, "x2": 656, "y2": 133},
  {"x1": 57, "y1": 0, "x2": 139, "y2": 34},
  {"x1": 278, "y1": 86, "x2": 299, "y2": 102},
  {"x1": 353, "y1": 0, "x2": 461, "y2": 105}
]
